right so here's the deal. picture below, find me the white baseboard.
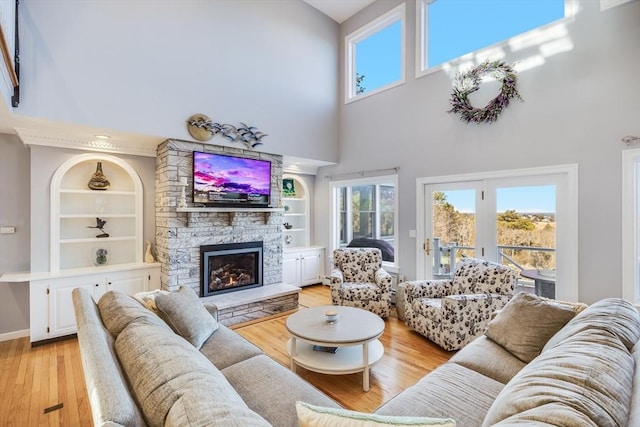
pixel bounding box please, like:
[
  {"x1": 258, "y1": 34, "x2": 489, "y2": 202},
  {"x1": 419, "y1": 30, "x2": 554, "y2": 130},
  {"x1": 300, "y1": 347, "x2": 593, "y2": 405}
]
[{"x1": 0, "y1": 329, "x2": 30, "y2": 342}]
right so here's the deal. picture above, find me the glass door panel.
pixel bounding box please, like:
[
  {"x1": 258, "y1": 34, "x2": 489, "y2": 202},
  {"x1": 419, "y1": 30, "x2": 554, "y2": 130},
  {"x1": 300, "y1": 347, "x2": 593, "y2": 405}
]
[
  {"x1": 424, "y1": 182, "x2": 480, "y2": 279},
  {"x1": 495, "y1": 184, "x2": 557, "y2": 296}
]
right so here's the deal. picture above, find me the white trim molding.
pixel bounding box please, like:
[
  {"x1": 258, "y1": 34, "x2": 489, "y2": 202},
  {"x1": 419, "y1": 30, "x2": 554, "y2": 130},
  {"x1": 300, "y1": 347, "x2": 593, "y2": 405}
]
[{"x1": 622, "y1": 148, "x2": 640, "y2": 303}]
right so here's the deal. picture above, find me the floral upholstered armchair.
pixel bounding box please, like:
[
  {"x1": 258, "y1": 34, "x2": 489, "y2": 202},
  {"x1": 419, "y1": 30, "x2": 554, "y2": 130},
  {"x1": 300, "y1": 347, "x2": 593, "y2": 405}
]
[
  {"x1": 399, "y1": 258, "x2": 515, "y2": 351},
  {"x1": 329, "y1": 248, "x2": 393, "y2": 318}
]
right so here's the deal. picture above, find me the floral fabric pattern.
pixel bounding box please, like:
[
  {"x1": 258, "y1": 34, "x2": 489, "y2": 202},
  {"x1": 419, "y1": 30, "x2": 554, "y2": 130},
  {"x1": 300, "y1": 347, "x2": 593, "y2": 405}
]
[
  {"x1": 329, "y1": 248, "x2": 392, "y2": 318},
  {"x1": 400, "y1": 258, "x2": 515, "y2": 351}
]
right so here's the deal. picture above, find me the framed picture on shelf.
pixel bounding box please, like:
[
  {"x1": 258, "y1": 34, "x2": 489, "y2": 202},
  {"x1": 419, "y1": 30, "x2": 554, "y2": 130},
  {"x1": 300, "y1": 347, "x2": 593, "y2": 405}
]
[{"x1": 283, "y1": 178, "x2": 296, "y2": 197}]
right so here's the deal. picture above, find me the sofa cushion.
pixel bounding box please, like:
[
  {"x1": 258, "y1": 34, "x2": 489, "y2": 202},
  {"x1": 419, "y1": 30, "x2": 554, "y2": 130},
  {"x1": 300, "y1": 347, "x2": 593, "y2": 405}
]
[
  {"x1": 98, "y1": 290, "x2": 169, "y2": 337},
  {"x1": 449, "y1": 336, "x2": 525, "y2": 384},
  {"x1": 199, "y1": 324, "x2": 264, "y2": 370},
  {"x1": 542, "y1": 297, "x2": 640, "y2": 353},
  {"x1": 222, "y1": 354, "x2": 341, "y2": 426},
  {"x1": 296, "y1": 401, "x2": 456, "y2": 427},
  {"x1": 165, "y1": 388, "x2": 270, "y2": 427},
  {"x1": 115, "y1": 320, "x2": 265, "y2": 427},
  {"x1": 484, "y1": 292, "x2": 578, "y2": 363},
  {"x1": 483, "y1": 328, "x2": 635, "y2": 427},
  {"x1": 375, "y1": 363, "x2": 504, "y2": 427},
  {"x1": 155, "y1": 285, "x2": 219, "y2": 349}
]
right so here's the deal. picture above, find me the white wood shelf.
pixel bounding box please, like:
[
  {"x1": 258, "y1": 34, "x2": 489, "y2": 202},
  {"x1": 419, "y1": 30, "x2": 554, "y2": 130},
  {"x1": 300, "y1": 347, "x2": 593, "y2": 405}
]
[
  {"x1": 59, "y1": 189, "x2": 136, "y2": 195},
  {"x1": 59, "y1": 213, "x2": 137, "y2": 218},
  {"x1": 60, "y1": 236, "x2": 136, "y2": 244},
  {"x1": 0, "y1": 262, "x2": 161, "y2": 283},
  {"x1": 177, "y1": 207, "x2": 283, "y2": 213}
]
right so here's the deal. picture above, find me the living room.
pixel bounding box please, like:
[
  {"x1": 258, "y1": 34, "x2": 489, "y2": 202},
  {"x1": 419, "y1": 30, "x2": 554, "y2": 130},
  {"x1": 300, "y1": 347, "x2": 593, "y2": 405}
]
[{"x1": 0, "y1": 0, "x2": 639, "y2": 424}]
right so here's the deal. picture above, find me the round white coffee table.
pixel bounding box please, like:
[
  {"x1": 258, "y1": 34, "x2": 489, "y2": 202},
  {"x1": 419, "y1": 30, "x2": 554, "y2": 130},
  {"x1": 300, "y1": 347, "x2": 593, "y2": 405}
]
[{"x1": 285, "y1": 305, "x2": 385, "y2": 392}]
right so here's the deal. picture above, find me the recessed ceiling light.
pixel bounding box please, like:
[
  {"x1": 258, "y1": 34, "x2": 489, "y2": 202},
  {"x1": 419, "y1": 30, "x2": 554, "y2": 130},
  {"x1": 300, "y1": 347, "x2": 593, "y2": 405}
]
[{"x1": 94, "y1": 134, "x2": 111, "y2": 140}]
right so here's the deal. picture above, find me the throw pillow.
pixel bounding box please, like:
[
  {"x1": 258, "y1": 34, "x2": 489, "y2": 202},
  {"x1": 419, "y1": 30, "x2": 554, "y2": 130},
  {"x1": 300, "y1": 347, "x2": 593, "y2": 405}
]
[
  {"x1": 98, "y1": 290, "x2": 169, "y2": 337},
  {"x1": 296, "y1": 402, "x2": 456, "y2": 427},
  {"x1": 155, "y1": 285, "x2": 219, "y2": 349},
  {"x1": 484, "y1": 292, "x2": 577, "y2": 363},
  {"x1": 132, "y1": 289, "x2": 170, "y2": 314}
]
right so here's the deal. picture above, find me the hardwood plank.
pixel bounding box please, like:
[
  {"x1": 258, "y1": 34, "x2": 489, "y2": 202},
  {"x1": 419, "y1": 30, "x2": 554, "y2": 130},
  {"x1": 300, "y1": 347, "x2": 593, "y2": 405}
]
[{"x1": 0, "y1": 284, "x2": 452, "y2": 424}]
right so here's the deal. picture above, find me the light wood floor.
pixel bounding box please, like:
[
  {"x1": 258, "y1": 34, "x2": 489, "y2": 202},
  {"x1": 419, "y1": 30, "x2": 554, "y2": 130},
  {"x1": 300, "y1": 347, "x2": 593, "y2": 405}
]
[{"x1": 0, "y1": 284, "x2": 453, "y2": 425}]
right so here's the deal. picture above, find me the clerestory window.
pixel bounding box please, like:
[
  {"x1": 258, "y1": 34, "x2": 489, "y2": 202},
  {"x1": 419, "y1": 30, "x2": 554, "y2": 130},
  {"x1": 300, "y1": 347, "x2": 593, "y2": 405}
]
[
  {"x1": 417, "y1": 0, "x2": 569, "y2": 75},
  {"x1": 345, "y1": 4, "x2": 405, "y2": 103}
]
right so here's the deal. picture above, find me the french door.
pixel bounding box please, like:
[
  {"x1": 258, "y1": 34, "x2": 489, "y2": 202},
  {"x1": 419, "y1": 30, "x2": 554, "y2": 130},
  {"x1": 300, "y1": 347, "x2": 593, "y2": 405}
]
[{"x1": 417, "y1": 166, "x2": 578, "y2": 301}]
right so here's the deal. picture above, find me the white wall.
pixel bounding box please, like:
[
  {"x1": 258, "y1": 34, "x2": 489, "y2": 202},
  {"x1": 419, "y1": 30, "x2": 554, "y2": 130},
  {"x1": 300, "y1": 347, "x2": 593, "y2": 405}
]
[
  {"x1": 17, "y1": 0, "x2": 339, "y2": 163},
  {"x1": 315, "y1": 0, "x2": 640, "y2": 304},
  {"x1": 0, "y1": 135, "x2": 30, "y2": 337}
]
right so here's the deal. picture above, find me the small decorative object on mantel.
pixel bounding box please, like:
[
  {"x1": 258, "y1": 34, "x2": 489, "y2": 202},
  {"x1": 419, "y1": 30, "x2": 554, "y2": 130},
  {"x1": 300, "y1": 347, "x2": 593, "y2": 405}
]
[
  {"x1": 88, "y1": 161, "x2": 110, "y2": 190},
  {"x1": 178, "y1": 177, "x2": 188, "y2": 208},
  {"x1": 186, "y1": 113, "x2": 267, "y2": 148},
  {"x1": 448, "y1": 59, "x2": 523, "y2": 124},
  {"x1": 145, "y1": 241, "x2": 155, "y2": 263},
  {"x1": 87, "y1": 217, "x2": 109, "y2": 238}
]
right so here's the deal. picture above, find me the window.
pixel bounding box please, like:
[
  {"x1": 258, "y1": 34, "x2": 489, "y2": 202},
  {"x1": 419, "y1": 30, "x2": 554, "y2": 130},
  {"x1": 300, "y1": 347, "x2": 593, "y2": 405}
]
[
  {"x1": 345, "y1": 4, "x2": 405, "y2": 102},
  {"x1": 417, "y1": 0, "x2": 568, "y2": 74},
  {"x1": 331, "y1": 176, "x2": 398, "y2": 268}
]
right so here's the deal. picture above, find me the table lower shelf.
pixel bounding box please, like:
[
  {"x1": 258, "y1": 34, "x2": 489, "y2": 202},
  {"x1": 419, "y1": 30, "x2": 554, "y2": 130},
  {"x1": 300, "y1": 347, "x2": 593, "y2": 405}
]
[{"x1": 286, "y1": 338, "x2": 384, "y2": 375}]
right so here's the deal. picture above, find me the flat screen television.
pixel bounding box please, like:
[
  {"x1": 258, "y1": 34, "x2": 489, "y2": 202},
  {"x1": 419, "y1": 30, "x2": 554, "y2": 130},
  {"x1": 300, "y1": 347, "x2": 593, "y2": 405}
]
[{"x1": 192, "y1": 151, "x2": 271, "y2": 207}]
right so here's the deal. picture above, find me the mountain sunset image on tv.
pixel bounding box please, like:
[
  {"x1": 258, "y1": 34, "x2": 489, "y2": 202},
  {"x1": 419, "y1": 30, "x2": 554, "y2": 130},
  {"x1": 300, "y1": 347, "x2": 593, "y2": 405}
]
[{"x1": 192, "y1": 151, "x2": 271, "y2": 207}]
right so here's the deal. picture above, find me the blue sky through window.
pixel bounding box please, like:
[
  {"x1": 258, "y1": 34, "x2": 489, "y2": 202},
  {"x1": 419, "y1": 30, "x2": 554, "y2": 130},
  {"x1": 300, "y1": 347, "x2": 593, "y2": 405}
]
[
  {"x1": 355, "y1": 20, "x2": 402, "y2": 93},
  {"x1": 428, "y1": 0, "x2": 565, "y2": 68},
  {"x1": 443, "y1": 185, "x2": 556, "y2": 213}
]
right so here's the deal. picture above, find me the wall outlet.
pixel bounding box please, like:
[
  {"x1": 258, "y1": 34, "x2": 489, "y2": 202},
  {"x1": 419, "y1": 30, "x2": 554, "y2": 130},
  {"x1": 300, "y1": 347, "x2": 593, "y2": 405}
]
[{"x1": 0, "y1": 226, "x2": 16, "y2": 234}]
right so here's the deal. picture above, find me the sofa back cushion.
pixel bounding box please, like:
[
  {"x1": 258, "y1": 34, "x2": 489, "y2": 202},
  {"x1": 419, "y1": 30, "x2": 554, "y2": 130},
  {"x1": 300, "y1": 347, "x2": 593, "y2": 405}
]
[
  {"x1": 98, "y1": 290, "x2": 169, "y2": 337},
  {"x1": 483, "y1": 328, "x2": 635, "y2": 426},
  {"x1": 451, "y1": 258, "x2": 514, "y2": 295},
  {"x1": 484, "y1": 292, "x2": 579, "y2": 363},
  {"x1": 542, "y1": 297, "x2": 640, "y2": 353},
  {"x1": 333, "y1": 248, "x2": 382, "y2": 283},
  {"x1": 115, "y1": 320, "x2": 268, "y2": 427},
  {"x1": 155, "y1": 285, "x2": 219, "y2": 349}
]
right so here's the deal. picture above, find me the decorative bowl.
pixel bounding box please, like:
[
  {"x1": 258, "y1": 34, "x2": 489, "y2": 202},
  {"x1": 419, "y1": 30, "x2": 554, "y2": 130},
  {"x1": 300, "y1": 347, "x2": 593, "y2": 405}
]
[{"x1": 325, "y1": 310, "x2": 339, "y2": 323}]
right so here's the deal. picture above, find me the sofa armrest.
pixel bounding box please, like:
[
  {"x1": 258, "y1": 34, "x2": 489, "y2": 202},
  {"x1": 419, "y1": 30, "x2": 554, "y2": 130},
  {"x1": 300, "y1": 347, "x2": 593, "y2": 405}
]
[
  {"x1": 328, "y1": 269, "x2": 343, "y2": 287},
  {"x1": 374, "y1": 268, "x2": 392, "y2": 293},
  {"x1": 402, "y1": 279, "x2": 453, "y2": 301},
  {"x1": 203, "y1": 302, "x2": 219, "y2": 322}
]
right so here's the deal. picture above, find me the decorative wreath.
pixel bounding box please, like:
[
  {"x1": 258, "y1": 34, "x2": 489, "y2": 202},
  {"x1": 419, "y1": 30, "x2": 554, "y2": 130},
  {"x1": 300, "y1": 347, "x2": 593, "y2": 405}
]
[{"x1": 448, "y1": 60, "x2": 522, "y2": 124}]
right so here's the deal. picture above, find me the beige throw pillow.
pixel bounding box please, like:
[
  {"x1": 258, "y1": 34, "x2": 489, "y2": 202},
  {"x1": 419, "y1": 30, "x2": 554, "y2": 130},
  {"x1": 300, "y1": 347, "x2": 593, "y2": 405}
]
[
  {"x1": 484, "y1": 292, "x2": 577, "y2": 363},
  {"x1": 155, "y1": 285, "x2": 219, "y2": 349},
  {"x1": 296, "y1": 402, "x2": 456, "y2": 427}
]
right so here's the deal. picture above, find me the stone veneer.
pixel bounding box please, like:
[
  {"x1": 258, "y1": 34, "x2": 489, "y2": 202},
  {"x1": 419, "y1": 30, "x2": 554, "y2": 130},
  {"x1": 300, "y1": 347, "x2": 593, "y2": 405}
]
[{"x1": 155, "y1": 139, "x2": 284, "y2": 294}]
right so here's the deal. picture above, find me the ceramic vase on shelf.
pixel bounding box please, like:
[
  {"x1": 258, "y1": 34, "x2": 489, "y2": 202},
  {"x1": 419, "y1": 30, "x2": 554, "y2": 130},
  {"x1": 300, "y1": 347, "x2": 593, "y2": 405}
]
[
  {"x1": 144, "y1": 241, "x2": 155, "y2": 263},
  {"x1": 88, "y1": 162, "x2": 111, "y2": 190},
  {"x1": 92, "y1": 247, "x2": 110, "y2": 266}
]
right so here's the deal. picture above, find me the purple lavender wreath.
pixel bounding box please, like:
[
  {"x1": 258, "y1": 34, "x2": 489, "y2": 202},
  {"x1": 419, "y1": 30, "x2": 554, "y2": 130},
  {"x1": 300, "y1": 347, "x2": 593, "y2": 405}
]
[{"x1": 448, "y1": 60, "x2": 523, "y2": 124}]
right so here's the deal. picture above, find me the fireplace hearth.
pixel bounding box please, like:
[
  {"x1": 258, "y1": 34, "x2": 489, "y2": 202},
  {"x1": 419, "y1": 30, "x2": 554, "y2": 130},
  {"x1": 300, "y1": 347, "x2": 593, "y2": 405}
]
[{"x1": 200, "y1": 241, "x2": 263, "y2": 297}]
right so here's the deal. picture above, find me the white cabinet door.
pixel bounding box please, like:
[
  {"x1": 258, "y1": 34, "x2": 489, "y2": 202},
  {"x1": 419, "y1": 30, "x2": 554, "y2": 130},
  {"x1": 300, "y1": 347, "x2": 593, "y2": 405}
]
[
  {"x1": 283, "y1": 252, "x2": 300, "y2": 285},
  {"x1": 49, "y1": 278, "x2": 101, "y2": 338},
  {"x1": 300, "y1": 249, "x2": 325, "y2": 286},
  {"x1": 106, "y1": 270, "x2": 149, "y2": 294}
]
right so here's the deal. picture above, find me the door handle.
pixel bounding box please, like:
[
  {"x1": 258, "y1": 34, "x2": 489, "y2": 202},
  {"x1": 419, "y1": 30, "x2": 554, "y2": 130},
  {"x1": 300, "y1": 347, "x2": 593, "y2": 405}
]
[{"x1": 423, "y1": 238, "x2": 431, "y2": 255}]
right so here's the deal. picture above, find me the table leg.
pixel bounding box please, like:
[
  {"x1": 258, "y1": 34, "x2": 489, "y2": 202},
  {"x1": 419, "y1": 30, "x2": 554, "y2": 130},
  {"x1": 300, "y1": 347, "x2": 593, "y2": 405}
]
[
  {"x1": 290, "y1": 337, "x2": 297, "y2": 373},
  {"x1": 362, "y1": 341, "x2": 369, "y2": 392}
]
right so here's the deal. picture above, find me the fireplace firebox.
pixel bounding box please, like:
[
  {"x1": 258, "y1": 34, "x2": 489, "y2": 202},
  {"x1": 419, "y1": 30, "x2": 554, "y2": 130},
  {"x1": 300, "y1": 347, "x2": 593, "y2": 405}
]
[{"x1": 200, "y1": 241, "x2": 263, "y2": 297}]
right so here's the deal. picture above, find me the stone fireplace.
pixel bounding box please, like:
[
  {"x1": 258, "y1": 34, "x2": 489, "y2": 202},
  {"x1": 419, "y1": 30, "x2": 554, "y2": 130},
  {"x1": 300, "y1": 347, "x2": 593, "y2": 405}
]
[
  {"x1": 154, "y1": 139, "x2": 299, "y2": 325},
  {"x1": 200, "y1": 241, "x2": 263, "y2": 297}
]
